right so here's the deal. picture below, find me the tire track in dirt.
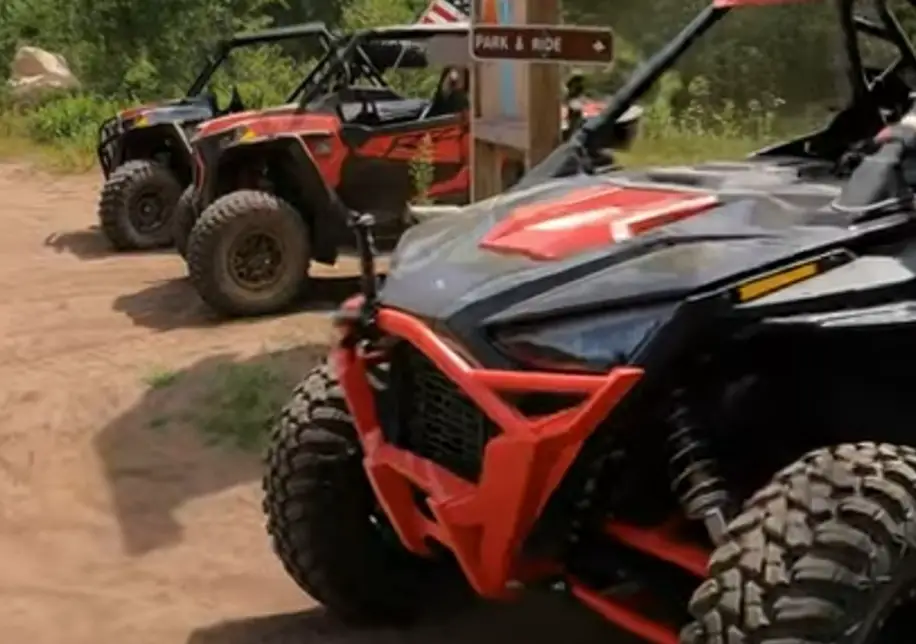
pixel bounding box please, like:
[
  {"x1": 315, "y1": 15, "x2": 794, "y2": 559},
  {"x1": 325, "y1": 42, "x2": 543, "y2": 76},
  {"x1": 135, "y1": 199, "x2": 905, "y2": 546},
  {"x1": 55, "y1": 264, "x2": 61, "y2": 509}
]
[{"x1": 0, "y1": 162, "x2": 629, "y2": 643}]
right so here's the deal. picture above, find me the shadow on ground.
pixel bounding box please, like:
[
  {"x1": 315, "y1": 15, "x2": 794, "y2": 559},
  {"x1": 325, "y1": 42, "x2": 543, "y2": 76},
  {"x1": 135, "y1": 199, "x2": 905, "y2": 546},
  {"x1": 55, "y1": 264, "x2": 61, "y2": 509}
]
[
  {"x1": 187, "y1": 592, "x2": 630, "y2": 644},
  {"x1": 112, "y1": 275, "x2": 365, "y2": 332},
  {"x1": 94, "y1": 344, "x2": 328, "y2": 557},
  {"x1": 44, "y1": 226, "x2": 175, "y2": 260}
]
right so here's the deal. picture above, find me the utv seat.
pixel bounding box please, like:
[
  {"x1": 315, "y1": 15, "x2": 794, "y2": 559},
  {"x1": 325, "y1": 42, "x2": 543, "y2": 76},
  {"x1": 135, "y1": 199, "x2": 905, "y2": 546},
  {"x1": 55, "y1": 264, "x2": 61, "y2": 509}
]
[
  {"x1": 340, "y1": 98, "x2": 429, "y2": 125},
  {"x1": 420, "y1": 88, "x2": 467, "y2": 120},
  {"x1": 376, "y1": 98, "x2": 429, "y2": 123}
]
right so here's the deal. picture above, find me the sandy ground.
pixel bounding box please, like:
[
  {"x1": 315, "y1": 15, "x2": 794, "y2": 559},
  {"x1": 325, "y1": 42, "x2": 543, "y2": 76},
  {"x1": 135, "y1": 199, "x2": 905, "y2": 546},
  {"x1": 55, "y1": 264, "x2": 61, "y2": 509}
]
[{"x1": 0, "y1": 162, "x2": 627, "y2": 643}]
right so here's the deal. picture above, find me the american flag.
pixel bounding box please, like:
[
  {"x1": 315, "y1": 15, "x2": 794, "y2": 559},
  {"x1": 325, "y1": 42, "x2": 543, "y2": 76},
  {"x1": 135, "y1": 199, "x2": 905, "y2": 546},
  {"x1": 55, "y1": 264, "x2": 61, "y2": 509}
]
[{"x1": 418, "y1": 0, "x2": 469, "y2": 23}]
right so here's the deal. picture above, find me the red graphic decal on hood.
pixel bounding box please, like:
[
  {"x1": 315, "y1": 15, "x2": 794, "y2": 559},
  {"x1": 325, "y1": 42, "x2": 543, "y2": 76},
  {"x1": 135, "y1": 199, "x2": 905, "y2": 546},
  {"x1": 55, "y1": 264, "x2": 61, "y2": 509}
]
[
  {"x1": 239, "y1": 113, "x2": 340, "y2": 138},
  {"x1": 194, "y1": 110, "x2": 337, "y2": 140},
  {"x1": 194, "y1": 110, "x2": 263, "y2": 138},
  {"x1": 119, "y1": 104, "x2": 157, "y2": 120},
  {"x1": 479, "y1": 184, "x2": 719, "y2": 261}
]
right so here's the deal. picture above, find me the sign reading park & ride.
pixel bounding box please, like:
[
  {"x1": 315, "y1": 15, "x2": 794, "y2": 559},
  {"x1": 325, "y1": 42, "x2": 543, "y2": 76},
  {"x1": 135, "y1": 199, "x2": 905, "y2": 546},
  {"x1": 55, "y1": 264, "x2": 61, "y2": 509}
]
[{"x1": 470, "y1": 24, "x2": 614, "y2": 65}]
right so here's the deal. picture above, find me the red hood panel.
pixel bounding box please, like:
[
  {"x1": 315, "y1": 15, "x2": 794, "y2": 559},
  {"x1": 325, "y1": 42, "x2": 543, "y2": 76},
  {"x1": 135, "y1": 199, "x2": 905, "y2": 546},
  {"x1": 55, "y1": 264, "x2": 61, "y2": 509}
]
[
  {"x1": 479, "y1": 184, "x2": 719, "y2": 261},
  {"x1": 194, "y1": 108, "x2": 336, "y2": 140},
  {"x1": 240, "y1": 112, "x2": 340, "y2": 137},
  {"x1": 119, "y1": 103, "x2": 159, "y2": 119},
  {"x1": 194, "y1": 109, "x2": 264, "y2": 138}
]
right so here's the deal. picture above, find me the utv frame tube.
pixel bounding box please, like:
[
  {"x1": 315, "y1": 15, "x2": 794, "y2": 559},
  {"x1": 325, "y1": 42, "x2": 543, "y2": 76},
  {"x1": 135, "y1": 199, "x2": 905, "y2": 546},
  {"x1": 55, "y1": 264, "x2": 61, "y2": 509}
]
[
  {"x1": 524, "y1": 0, "x2": 916, "y2": 188},
  {"x1": 187, "y1": 22, "x2": 334, "y2": 98}
]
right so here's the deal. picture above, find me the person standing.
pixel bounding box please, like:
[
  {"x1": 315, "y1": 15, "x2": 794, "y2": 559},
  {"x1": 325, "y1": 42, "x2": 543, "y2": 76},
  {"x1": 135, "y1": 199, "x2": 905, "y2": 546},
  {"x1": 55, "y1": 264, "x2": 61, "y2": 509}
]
[{"x1": 563, "y1": 69, "x2": 587, "y2": 140}]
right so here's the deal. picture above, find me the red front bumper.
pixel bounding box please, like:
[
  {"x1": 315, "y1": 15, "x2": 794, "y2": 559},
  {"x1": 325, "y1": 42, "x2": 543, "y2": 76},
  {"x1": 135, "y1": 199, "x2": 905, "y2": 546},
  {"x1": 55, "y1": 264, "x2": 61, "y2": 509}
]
[{"x1": 332, "y1": 307, "x2": 642, "y2": 598}]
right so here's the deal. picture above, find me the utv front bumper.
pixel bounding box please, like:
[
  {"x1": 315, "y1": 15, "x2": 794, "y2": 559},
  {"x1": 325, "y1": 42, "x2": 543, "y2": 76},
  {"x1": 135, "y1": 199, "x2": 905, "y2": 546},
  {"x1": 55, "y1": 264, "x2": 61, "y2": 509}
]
[
  {"x1": 332, "y1": 305, "x2": 643, "y2": 598},
  {"x1": 97, "y1": 116, "x2": 122, "y2": 178}
]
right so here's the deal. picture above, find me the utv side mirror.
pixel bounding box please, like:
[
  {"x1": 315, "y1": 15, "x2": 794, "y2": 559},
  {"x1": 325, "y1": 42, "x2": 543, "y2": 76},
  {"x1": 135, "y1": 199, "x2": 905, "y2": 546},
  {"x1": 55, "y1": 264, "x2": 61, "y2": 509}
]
[
  {"x1": 227, "y1": 85, "x2": 244, "y2": 112},
  {"x1": 609, "y1": 104, "x2": 643, "y2": 151}
]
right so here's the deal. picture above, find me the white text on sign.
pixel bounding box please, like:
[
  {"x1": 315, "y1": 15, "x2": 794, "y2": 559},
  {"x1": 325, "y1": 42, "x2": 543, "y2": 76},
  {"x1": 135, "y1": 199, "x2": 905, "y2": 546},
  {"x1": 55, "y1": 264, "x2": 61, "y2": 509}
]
[
  {"x1": 475, "y1": 34, "x2": 509, "y2": 51},
  {"x1": 531, "y1": 36, "x2": 562, "y2": 54}
]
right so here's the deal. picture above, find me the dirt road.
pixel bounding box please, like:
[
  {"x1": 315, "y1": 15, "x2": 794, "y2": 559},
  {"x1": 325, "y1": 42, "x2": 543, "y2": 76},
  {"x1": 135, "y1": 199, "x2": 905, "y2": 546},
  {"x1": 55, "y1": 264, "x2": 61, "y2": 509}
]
[{"x1": 0, "y1": 162, "x2": 624, "y2": 643}]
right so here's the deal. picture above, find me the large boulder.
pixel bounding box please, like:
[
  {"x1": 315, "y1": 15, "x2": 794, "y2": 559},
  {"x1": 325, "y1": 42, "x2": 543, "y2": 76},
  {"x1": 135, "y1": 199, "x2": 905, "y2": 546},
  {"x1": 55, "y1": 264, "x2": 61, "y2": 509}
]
[{"x1": 6, "y1": 46, "x2": 81, "y2": 102}]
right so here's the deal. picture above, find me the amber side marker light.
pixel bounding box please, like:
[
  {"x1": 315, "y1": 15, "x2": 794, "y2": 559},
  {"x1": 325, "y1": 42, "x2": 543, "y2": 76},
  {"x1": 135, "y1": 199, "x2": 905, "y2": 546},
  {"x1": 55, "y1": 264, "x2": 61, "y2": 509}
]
[
  {"x1": 237, "y1": 127, "x2": 258, "y2": 142},
  {"x1": 735, "y1": 261, "x2": 819, "y2": 302}
]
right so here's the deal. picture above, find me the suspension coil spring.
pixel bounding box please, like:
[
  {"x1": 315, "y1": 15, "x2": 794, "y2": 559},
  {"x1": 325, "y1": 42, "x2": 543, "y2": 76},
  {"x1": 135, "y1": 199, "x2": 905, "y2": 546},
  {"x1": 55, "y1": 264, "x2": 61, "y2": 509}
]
[{"x1": 667, "y1": 393, "x2": 731, "y2": 543}]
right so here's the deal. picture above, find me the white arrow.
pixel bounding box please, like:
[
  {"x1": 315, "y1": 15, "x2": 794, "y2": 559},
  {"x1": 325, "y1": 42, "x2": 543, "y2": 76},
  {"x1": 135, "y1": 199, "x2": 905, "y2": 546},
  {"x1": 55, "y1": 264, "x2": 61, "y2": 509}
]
[{"x1": 593, "y1": 40, "x2": 606, "y2": 53}]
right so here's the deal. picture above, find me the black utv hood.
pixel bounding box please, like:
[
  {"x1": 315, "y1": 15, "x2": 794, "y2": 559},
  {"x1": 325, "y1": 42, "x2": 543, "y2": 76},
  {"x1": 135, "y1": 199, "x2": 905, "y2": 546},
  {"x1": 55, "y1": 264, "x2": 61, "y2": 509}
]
[
  {"x1": 381, "y1": 158, "x2": 858, "y2": 326},
  {"x1": 120, "y1": 94, "x2": 214, "y2": 127}
]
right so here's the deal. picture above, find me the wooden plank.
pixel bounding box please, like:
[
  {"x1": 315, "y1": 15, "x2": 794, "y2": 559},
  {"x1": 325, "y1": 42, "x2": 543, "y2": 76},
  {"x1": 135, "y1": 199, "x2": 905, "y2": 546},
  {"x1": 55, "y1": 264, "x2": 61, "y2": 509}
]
[
  {"x1": 472, "y1": 140, "x2": 500, "y2": 202},
  {"x1": 470, "y1": 0, "x2": 566, "y2": 200},
  {"x1": 525, "y1": 0, "x2": 562, "y2": 168}
]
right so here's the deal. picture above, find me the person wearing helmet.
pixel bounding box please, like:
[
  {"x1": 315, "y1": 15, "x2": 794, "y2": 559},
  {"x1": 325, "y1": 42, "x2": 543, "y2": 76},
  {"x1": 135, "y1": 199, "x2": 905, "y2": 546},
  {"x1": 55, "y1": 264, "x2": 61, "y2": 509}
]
[
  {"x1": 438, "y1": 66, "x2": 469, "y2": 114},
  {"x1": 564, "y1": 70, "x2": 587, "y2": 140}
]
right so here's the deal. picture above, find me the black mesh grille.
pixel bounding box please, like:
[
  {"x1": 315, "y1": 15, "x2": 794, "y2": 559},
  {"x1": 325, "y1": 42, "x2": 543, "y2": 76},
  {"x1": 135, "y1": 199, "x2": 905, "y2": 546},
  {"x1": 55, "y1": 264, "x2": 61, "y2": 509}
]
[{"x1": 383, "y1": 343, "x2": 498, "y2": 482}]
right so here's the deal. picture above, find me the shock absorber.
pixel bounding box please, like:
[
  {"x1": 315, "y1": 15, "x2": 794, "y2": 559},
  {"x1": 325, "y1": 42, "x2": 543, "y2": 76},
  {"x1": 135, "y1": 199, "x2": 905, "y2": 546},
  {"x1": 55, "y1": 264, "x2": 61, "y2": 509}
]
[{"x1": 667, "y1": 391, "x2": 732, "y2": 545}]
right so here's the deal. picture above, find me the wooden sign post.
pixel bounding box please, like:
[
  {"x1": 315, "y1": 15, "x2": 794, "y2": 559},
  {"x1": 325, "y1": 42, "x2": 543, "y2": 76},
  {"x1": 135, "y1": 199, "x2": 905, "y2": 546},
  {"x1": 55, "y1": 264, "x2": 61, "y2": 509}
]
[{"x1": 469, "y1": 0, "x2": 613, "y2": 201}]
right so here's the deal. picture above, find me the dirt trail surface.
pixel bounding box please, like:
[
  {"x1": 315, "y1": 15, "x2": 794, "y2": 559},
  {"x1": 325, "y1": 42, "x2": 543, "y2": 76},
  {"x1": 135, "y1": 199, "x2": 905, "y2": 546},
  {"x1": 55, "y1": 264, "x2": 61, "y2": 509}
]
[{"x1": 0, "y1": 162, "x2": 627, "y2": 643}]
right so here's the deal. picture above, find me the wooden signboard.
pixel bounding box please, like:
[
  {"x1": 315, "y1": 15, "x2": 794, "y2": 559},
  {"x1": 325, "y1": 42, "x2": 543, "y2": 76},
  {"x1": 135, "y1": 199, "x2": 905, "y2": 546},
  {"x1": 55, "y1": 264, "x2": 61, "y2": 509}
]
[
  {"x1": 471, "y1": 25, "x2": 613, "y2": 64},
  {"x1": 469, "y1": 0, "x2": 614, "y2": 201},
  {"x1": 471, "y1": 0, "x2": 558, "y2": 201}
]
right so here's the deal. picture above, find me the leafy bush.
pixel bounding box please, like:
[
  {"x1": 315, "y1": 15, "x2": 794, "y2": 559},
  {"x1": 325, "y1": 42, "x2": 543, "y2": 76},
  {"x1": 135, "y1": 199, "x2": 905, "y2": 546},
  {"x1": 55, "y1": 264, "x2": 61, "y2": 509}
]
[
  {"x1": 0, "y1": 0, "x2": 863, "y2": 170},
  {"x1": 23, "y1": 93, "x2": 122, "y2": 146},
  {"x1": 409, "y1": 133, "x2": 435, "y2": 205}
]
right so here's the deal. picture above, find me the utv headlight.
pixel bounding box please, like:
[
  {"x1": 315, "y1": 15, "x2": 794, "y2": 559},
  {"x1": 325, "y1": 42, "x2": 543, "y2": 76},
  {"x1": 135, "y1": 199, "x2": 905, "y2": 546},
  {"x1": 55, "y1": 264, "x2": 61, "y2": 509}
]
[{"x1": 493, "y1": 305, "x2": 670, "y2": 373}]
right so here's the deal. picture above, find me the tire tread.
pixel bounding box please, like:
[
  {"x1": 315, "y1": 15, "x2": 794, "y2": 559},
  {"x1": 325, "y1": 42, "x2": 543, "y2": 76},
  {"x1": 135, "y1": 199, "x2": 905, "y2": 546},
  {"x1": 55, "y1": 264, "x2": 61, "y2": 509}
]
[
  {"x1": 683, "y1": 442, "x2": 916, "y2": 643},
  {"x1": 98, "y1": 159, "x2": 179, "y2": 250},
  {"x1": 262, "y1": 361, "x2": 463, "y2": 624},
  {"x1": 186, "y1": 189, "x2": 309, "y2": 317}
]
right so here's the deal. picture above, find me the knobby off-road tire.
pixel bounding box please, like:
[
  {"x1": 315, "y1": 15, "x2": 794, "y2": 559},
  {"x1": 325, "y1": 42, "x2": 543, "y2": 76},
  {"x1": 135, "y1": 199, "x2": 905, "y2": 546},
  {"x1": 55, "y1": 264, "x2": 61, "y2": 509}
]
[
  {"x1": 186, "y1": 190, "x2": 310, "y2": 317},
  {"x1": 98, "y1": 159, "x2": 182, "y2": 250},
  {"x1": 172, "y1": 185, "x2": 197, "y2": 259},
  {"x1": 262, "y1": 361, "x2": 467, "y2": 624},
  {"x1": 683, "y1": 442, "x2": 916, "y2": 644}
]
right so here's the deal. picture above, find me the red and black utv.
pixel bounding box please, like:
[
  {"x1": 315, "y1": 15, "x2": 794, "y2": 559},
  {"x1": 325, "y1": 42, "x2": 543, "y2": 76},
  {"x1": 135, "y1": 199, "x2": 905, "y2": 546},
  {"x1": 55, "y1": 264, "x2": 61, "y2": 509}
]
[
  {"x1": 95, "y1": 23, "x2": 335, "y2": 251},
  {"x1": 181, "y1": 23, "x2": 473, "y2": 317},
  {"x1": 262, "y1": 0, "x2": 916, "y2": 642}
]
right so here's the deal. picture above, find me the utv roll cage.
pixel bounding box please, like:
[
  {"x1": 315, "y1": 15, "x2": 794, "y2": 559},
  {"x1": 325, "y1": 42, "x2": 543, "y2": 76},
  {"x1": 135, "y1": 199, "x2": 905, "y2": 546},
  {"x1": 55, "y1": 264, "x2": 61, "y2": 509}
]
[
  {"x1": 185, "y1": 22, "x2": 336, "y2": 98},
  {"x1": 96, "y1": 22, "x2": 342, "y2": 178},
  {"x1": 96, "y1": 21, "x2": 416, "y2": 177},
  {"x1": 296, "y1": 22, "x2": 471, "y2": 111},
  {"x1": 526, "y1": 0, "x2": 916, "y2": 187}
]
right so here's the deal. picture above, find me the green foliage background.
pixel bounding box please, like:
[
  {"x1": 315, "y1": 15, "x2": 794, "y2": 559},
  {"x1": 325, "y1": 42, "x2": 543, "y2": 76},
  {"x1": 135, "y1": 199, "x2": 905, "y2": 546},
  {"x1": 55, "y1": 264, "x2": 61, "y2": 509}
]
[{"x1": 3, "y1": 0, "x2": 916, "y2": 168}]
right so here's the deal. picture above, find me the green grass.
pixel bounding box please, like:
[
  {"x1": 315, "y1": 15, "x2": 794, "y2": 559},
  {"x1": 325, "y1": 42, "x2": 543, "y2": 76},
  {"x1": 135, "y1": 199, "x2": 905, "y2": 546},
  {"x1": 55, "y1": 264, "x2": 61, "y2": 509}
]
[
  {"x1": 0, "y1": 111, "x2": 101, "y2": 172},
  {"x1": 140, "y1": 358, "x2": 297, "y2": 451},
  {"x1": 0, "y1": 90, "x2": 773, "y2": 174},
  {"x1": 622, "y1": 132, "x2": 762, "y2": 167},
  {"x1": 0, "y1": 122, "x2": 763, "y2": 175},
  {"x1": 143, "y1": 367, "x2": 181, "y2": 390},
  {"x1": 148, "y1": 415, "x2": 170, "y2": 432},
  {"x1": 0, "y1": 93, "x2": 125, "y2": 172},
  {"x1": 192, "y1": 362, "x2": 290, "y2": 451}
]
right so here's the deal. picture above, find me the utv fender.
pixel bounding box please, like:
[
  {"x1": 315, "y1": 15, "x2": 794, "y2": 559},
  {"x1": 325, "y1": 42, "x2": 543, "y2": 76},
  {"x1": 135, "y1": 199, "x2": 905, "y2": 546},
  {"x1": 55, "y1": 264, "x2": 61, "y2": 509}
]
[
  {"x1": 118, "y1": 123, "x2": 193, "y2": 184},
  {"x1": 212, "y1": 136, "x2": 350, "y2": 265}
]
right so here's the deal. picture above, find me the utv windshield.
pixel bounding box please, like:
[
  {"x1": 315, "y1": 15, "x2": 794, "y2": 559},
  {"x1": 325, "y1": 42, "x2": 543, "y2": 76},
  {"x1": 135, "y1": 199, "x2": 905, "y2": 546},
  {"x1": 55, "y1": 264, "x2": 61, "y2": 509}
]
[{"x1": 577, "y1": 0, "x2": 916, "y2": 162}]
